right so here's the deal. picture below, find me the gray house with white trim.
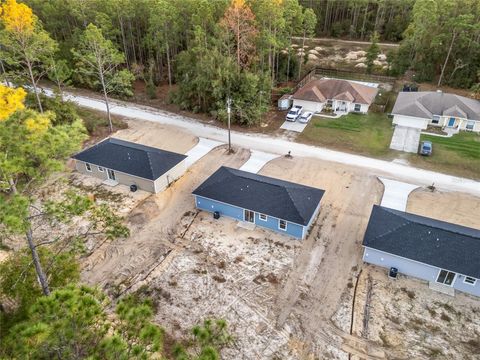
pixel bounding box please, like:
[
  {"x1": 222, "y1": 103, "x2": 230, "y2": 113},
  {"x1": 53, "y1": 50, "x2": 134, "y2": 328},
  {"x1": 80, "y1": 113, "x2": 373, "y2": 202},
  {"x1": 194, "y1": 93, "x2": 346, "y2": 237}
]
[
  {"x1": 192, "y1": 167, "x2": 324, "y2": 239},
  {"x1": 363, "y1": 205, "x2": 480, "y2": 297},
  {"x1": 392, "y1": 91, "x2": 480, "y2": 132},
  {"x1": 72, "y1": 138, "x2": 186, "y2": 193}
]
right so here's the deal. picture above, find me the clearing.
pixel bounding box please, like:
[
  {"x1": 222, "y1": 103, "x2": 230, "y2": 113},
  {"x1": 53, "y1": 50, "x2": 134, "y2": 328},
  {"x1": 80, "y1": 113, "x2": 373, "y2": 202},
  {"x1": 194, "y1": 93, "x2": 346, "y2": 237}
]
[{"x1": 25, "y1": 119, "x2": 480, "y2": 359}]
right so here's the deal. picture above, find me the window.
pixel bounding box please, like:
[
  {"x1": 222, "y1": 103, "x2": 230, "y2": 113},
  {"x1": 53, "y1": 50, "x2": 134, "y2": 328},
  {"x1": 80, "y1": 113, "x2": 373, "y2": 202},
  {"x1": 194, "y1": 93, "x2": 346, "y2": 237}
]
[
  {"x1": 98, "y1": 166, "x2": 104, "y2": 172},
  {"x1": 436, "y1": 269, "x2": 456, "y2": 286},
  {"x1": 354, "y1": 104, "x2": 361, "y2": 112},
  {"x1": 464, "y1": 276, "x2": 477, "y2": 285},
  {"x1": 278, "y1": 219, "x2": 287, "y2": 231},
  {"x1": 259, "y1": 213, "x2": 267, "y2": 221},
  {"x1": 85, "y1": 163, "x2": 92, "y2": 172},
  {"x1": 432, "y1": 115, "x2": 440, "y2": 124},
  {"x1": 466, "y1": 121, "x2": 475, "y2": 130}
]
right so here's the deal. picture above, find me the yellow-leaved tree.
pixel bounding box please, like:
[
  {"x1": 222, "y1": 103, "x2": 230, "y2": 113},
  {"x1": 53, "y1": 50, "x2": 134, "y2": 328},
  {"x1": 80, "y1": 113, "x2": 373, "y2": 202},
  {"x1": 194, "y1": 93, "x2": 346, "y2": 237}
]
[
  {"x1": 0, "y1": 0, "x2": 57, "y2": 113},
  {"x1": 0, "y1": 84, "x2": 26, "y2": 121}
]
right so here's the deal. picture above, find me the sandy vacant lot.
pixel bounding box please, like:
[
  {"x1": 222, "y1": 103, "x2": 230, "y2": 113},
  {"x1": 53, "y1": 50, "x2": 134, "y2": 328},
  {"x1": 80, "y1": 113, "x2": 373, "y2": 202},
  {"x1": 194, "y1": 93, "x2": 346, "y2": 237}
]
[{"x1": 67, "y1": 121, "x2": 480, "y2": 359}]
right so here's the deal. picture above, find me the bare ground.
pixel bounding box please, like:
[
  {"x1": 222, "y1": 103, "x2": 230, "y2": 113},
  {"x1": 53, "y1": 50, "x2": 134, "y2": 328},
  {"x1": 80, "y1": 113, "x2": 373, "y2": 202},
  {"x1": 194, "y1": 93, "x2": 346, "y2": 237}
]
[{"x1": 12, "y1": 119, "x2": 478, "y2": 359}]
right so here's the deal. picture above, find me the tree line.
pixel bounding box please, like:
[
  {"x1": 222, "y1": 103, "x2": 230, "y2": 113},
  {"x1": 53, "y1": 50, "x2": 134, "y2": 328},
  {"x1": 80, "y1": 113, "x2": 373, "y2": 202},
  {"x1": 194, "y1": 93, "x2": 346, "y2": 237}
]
[{"x1": 2, "y1": 0, "x2": 479, "y2": 128}]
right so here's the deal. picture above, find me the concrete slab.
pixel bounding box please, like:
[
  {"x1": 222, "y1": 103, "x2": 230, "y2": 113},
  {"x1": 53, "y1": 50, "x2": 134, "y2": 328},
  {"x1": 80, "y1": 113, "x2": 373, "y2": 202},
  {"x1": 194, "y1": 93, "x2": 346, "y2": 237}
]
[
  {"x1": 378, "y1": 177, "x2": 419, "y2": 211},
  {"x1": 280, "y1": 120, "x2": 308, "y2": 133},
  {"x1": 185, "y1": 137, "x2": 224, "y2": 167},
  {"x1": 390, "y1": 126, "x2": 421, "y2": 153},
  {"x1": 239, "y1": 150, "x2": 279, "y2": 173}
]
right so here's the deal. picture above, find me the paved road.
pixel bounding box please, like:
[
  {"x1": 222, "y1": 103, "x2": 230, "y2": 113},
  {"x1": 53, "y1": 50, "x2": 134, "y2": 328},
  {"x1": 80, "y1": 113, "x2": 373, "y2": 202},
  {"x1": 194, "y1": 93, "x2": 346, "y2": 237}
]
[{"x1": 53, "y1": 89, "x2": 480, "y2": 197}]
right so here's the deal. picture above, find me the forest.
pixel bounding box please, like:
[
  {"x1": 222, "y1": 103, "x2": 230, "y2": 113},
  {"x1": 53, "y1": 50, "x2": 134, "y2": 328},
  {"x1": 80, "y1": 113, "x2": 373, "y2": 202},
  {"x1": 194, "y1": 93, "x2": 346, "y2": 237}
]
[{"x1": 0, "y1": 0, "x2": 479, "y2": 127}]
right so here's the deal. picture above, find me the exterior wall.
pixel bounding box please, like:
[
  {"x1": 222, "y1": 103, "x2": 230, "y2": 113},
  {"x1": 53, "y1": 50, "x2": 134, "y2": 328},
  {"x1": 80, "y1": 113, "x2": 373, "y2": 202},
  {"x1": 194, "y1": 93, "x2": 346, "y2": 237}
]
[
  {"x1": 392, "y1": 114, "x2": 429, "y2": 130},
  {"x1": 434, "y1": 116, "x2": 480, "y2": 132},
  {"x1": 154, "y1": 160, "x2": 186, "y2": 193},
  {"x1": 394, "y1": 114, "x2": 480, "y2": 133},
  {"x1": 194, "y1": 195, "x2": 306, "y2": 239},
  {"x1": 292, "y1": 99, "x2": 324, "y2": 113},
  {"x1": 75, "y1": 160, "x2": 155, "y2": 193},
  {"x1": 363, "y1": 247, "x2": 480, "y2": 297},
  {"x1": 347, "y1": 103, "x2": 369, "y2": 113}
]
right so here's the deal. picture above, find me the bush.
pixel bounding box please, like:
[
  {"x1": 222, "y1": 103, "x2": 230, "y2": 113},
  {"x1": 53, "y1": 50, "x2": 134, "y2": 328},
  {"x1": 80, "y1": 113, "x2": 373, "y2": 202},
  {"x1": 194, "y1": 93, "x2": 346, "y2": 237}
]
[
  {"x1": 146, "y1": 79, "x2": 157, "y2": 99},
  {"x1": 25, "y1": 92, "x2": 80, "y2": 125}
]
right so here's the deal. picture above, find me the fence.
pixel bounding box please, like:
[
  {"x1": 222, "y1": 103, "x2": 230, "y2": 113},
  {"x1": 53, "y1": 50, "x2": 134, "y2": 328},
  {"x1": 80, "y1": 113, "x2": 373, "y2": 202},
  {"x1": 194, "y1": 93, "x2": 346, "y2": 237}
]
[{"x1": 293, "y1": 67, "x2": 397, "y2": 92}]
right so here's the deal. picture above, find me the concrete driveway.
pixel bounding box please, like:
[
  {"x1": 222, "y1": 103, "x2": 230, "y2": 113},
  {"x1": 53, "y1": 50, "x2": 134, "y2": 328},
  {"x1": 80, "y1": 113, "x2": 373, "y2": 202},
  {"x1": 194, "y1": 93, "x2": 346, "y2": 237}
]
[
  {"x1": 280, "y1": 120, "x2": 308, "y2": 133},
  {"x1": 390, "y1": 125, "x2": 421, "y2": 153},
  {"x1": 378, "y1": 177, "x2": 419, "y2": 211},
  {"x1": 45, "y1": 87, "x2": 480, "y2": 196},
  {"x1": 239, "y1": 150, "x2": 279, "y2": 173}
]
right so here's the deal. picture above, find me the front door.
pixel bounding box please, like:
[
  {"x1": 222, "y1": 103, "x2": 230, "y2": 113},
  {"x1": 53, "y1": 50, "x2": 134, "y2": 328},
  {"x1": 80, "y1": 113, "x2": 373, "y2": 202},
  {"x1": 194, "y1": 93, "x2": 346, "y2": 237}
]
[
  {"x1": 436, "y1": 269, "x2": 456, "y2": 286},
  {"x1": 244, "y1": 209, "x2": 254, "y2": 223},
  {"x1": 107, "y1": 169, "x2": 116, "y2": 181},
  {"x1": 448, "y1": 117, "x2": 455, "y2": 127}
]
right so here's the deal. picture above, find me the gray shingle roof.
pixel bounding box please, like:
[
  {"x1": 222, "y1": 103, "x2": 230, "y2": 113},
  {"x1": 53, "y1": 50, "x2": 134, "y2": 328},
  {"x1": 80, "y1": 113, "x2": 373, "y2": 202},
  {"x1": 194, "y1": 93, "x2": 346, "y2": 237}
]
[
  {"x1": 392, "y1": 91, "x2": 480, "y2": 120},
  {"x1": 363, "y1": 205, "x2": 480, "y2": 278},
  {"x1": 192, "y1": 167, "x2": 324, "y2": 225},
  {"x1": 72, "y1": 138, "x2": 186, "y2": 180}
]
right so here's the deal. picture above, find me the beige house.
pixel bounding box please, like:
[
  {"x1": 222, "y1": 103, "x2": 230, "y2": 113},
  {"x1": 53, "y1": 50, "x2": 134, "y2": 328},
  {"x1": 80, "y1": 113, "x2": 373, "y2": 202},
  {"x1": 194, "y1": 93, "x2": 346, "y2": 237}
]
[
  {"x1": 292, "y1": 78, "x2": 379, "y2": 114},
  {"x1": 73, "y1": 138, "x2": 187, "y2": 193},
  {"x1": 392, "y1": 91, "x2": 480, "y2": 133}
]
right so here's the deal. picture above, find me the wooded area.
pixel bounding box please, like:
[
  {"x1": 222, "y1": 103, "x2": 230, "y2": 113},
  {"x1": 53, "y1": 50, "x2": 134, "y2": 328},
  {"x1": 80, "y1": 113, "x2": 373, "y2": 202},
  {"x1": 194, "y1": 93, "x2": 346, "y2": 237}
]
[{"x1": 1, "y1": 0, "x2": 479, "y2": 126}]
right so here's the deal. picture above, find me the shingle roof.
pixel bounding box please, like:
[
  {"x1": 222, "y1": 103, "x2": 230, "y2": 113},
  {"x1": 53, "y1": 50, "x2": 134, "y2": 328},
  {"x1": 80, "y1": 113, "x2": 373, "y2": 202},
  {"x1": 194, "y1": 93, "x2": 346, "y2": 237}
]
[
  {"x1": 192, "y1": 167, "x2": 325, "y2": 225},
  {"x1": 392, "y1": 91, "x2": 480, "y2": 120},
  {"x1": 72, "y1": 138, "x2": 186, "y2": 180},
  {"x1": 293, "y1": 78, "x2": 378, "y2": 105},
  {"x1": 363, "y1": 205, "x2": 480, "y2": 278}
]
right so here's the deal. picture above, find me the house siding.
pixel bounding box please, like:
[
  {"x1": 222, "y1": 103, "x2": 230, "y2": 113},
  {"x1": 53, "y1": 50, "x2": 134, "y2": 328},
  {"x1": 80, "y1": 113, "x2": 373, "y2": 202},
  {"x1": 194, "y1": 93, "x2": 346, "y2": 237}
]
[
  {"x1": 75, "y1": 160, "x2": 155, "y2": 193},
  {"x1": 153, "y1": 159, "x2": 186, "y2": 192},
  {"x1": 363, "y1": 247, "x2": 480, "y2": 297},
  {"x1": 194, "y1": 195, "x2": 306, "y2": 239}
]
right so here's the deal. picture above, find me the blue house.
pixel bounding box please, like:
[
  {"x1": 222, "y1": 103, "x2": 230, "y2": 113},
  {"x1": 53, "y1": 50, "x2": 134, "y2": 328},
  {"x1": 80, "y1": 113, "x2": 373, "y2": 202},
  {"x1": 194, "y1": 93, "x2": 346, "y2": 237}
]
[
  {"x1": 363, "y1": 205, "x2": 480, "y2": 297},
  {"x1": 192, "y1": 167, "x2": 324, "y2": 239}
]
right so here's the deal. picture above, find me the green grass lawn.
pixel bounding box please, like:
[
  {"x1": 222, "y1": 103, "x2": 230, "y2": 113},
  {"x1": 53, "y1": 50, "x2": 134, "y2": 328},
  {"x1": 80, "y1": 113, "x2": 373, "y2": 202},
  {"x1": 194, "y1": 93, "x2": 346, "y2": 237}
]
[
  {"x1": 409, "y1": 132, "x2": 480, "y2": 180},
  {"x1": 298, "y1": 112, "x2": 394, "y2": 157}
]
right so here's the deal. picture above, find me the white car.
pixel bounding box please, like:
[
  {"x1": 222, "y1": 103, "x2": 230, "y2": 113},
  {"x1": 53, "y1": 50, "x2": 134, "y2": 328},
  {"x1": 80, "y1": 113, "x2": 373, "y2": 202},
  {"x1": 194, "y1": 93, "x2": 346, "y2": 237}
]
[
  {"x1": 298, "y1": 111, "x2": 313, "y2": 123},
  {"x1": 285, "y1": 105, "x2": 303, "y2": 121}
]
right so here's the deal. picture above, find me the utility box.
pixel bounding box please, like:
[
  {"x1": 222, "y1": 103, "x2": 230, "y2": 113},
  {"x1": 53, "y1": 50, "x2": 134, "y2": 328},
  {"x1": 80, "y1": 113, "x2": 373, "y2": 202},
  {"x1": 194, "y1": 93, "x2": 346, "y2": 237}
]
[{"x1": 278, "y1": 94, "x2": 293, "y2": 110}]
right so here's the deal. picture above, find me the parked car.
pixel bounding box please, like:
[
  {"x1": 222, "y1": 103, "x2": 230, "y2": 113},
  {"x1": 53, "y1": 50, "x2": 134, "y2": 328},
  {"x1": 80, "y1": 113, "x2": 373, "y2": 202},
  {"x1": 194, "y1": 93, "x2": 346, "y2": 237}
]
[
  {"x1": 419, "y1": 141, "x2": 432, "y2": 156},
  {"x1": 298, "y1": 111, "x2": 313, "y2": 124},
  {"x1": 285, "y1": 105, "x2": 302, "y2": 121}
]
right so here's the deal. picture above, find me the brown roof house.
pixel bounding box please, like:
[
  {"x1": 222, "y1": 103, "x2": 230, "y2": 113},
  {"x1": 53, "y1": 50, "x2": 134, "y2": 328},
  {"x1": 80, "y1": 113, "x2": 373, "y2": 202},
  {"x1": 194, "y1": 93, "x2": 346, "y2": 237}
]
[{"x1": 292, "y1": 78, "x2": 379, "y2": 114}]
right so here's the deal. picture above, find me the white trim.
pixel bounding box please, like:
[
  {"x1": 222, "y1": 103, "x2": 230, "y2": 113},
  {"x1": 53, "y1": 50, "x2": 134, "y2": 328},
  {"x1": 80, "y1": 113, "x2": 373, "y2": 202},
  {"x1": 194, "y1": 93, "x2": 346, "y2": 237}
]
[
  {"x1": 435, "y1": 268, "x2": 457, "y2": 287},
  {"x1": 193, "y1": 194, "x2": 308, "y2": 228},
  {"x1": 85, "y1": 163, "x2": 92, "y2": 172},
  {"x1": 75, "y1": 159, "x2": 179, "y2": 183},
  {"x1": 464, "y1": 276, "x2": 477, "y2": 285},
  {"x1": 244, "y1": 209, "x2": 255, "y2": 224},
  {"x1": 362, "y1": 246, "x2": 477, "y2": 281},
  {"x1": 258, "y1": 213, "x2": 267, "y2": 221},
  {"x1": 278, "y1": 219, "x2": 287, "y2": 231},
  {"x1": 98, "y1": 166, "x2": 104, "y2": 172}
]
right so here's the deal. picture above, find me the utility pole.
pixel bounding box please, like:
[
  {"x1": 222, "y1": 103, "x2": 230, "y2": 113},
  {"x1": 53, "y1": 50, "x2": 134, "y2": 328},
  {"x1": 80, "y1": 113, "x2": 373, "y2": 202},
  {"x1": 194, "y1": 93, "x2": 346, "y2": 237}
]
[{"x1": 227, "y1": 97, "x2": 233, "y2": 154}]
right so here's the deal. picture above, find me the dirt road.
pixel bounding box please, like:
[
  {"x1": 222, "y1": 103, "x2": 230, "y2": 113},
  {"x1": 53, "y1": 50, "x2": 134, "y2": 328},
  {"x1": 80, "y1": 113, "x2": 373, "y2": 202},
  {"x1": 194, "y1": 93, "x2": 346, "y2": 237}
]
[{"x1": 43, "y1": 87, "x2": 480, "y2": 196}]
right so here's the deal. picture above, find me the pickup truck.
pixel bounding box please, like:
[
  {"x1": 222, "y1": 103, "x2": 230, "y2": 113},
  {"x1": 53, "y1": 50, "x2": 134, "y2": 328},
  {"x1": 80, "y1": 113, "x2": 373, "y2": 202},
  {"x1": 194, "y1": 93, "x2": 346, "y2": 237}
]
[{"x1": 285, "y1": 105, "x2": 303, "y2": 121}]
